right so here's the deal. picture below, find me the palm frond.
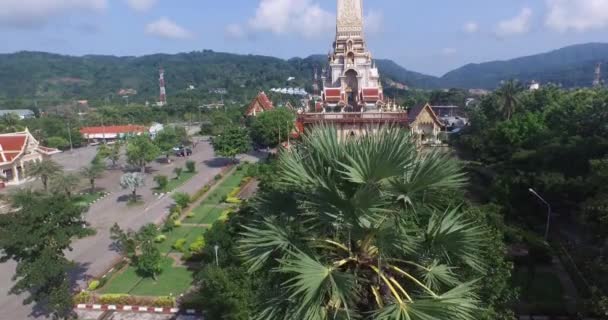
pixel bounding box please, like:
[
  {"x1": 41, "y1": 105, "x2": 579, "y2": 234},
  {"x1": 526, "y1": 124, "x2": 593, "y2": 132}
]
[
  {"x1": 424, "y1": 208, "x2": 487, "y2": 272},
  {"x1": 239, "y1": 220, "x2": 296, "y2": 272}
]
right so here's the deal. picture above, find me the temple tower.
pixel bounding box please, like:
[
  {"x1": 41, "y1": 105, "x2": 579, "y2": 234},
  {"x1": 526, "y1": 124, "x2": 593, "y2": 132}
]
[{"x1": 325, "y1": 0, "x2": 383, "y2": 112}]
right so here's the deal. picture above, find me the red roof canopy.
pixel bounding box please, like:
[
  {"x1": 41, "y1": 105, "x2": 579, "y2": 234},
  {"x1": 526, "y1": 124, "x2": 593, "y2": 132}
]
[{"x1": 245, "y1": 91, "x2": 274, "y2": 116}]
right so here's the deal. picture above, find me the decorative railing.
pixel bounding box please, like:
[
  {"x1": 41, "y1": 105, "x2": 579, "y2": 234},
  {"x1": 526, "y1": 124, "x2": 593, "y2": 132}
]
[{"x1": 298, "y1": 112, "x2": 408, "y2": 124}]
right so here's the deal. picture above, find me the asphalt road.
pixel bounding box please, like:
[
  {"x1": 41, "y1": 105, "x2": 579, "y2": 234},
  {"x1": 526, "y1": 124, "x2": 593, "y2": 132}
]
[{"x1": 0, "y1": 139, "x2": 260, "y2": 319}]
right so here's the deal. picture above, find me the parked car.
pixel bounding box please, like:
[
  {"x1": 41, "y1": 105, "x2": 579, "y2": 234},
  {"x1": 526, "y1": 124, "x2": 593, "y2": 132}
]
[{"x1": 173, "y1": 146, "x2": 192, "y2": 157}]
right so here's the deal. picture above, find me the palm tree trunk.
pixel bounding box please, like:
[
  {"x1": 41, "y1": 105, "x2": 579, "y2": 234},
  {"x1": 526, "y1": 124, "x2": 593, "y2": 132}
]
[
  {"x1": 132, "y1": 189, "x2": 137, "y2": 202},
  {"x1": 90, "y1": 179, "x2": 95, "y2": 193}
]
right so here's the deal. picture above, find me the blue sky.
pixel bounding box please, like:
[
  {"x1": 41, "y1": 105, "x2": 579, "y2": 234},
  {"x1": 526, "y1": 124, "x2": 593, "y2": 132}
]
[{"x1": 0, "y1": 0, "x2": 607, "y2": 76}]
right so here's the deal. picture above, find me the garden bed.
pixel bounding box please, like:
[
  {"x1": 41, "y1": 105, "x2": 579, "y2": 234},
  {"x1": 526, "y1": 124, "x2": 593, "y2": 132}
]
[
  {"x1": 96, "y1": 165, "x2": 251, "y2": 297},
  {"x1": 154, "y1": 171, "x2": 197, "y2": 194}
]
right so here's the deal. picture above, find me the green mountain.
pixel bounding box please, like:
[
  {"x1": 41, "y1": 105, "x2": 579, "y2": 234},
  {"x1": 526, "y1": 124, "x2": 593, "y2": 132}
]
[
  {"x1": 0, "y1": 51, "x2": 438, "y2": 104},
  {"x1": 440, "y1": 43, "x2": 608, "y2": 89},
  {"x1": 1, "y1": 43, "x2": 608, "y2": 103}
]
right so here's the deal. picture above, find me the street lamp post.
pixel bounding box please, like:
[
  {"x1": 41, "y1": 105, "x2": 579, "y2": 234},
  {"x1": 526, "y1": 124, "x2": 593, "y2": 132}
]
[
  {"x1": 214, "y1": 244, "x2": 219, "y2": 267},
  {"x1": 529, "y1": 188, "x2": 552, "y2": 241}
]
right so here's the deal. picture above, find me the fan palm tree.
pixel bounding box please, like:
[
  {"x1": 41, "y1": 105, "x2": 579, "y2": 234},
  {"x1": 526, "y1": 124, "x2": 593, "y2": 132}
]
[
  {"x1": 80, "y1": 163, "x2": 105, "y2": 193},
  {"x1": 240, "y1": 127, "x2": 487, "y2": 320},
  {"x1": 496, "y1": 80, "x2": 523, "y2": 120},
  {"x1": 28, "y1": 159, "x2": 63, "y2": 192},
  {"x1": 120, "y1": 172, "x2": 145, "y2": 202},
  {"x1": 51, "y1": 173, "x2": 81, "y2": 198}
]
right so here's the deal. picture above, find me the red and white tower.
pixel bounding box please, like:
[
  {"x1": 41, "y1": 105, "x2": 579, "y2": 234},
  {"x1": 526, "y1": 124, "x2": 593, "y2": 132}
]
[{"x1": 158, "y1": 68, "x2": 167, "y2": 106}]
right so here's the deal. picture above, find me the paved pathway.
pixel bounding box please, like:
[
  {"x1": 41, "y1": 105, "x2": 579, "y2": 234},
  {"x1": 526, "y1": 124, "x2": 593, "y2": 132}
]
[{"x1": 0, "y1": 139, "x2": 265, "y2": 319}]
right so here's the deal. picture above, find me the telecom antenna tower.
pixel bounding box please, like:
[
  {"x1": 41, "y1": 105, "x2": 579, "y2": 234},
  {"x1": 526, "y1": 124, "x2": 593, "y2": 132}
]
[
  {"x1": 159, "y1": 68, "x2": 167, "y2": 106},
  {"x1": 593, "y1": 63, "x2": 602, "y2": 87}
]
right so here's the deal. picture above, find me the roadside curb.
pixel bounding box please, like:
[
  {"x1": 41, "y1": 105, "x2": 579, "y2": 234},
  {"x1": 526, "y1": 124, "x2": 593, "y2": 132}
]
[{"x1": 75, "y1": 304, "x2": 201, "y2": 315}]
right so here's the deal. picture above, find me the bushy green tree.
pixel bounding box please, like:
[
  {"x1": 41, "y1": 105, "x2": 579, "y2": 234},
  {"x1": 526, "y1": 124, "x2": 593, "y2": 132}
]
[
  {"x1": 0, "y1": 191, "x2": 91, "y2": 319},
  {"x1": 186, "y1": 160, "x2": 196, "y2": 173},
  {"x1": 126, "y1": 135, "x2": 160, "y2": 173},
  {"x1": 172, "y1": 192, "x2": 191, "y2": 209},
  {"x1": 211, "y1": 126, "x2": 251, "y2": 162},
  {"x1": 50, "y1": 173, "x2": 81, "y2": 198},
  {"x1": 250, "y1": 108, "x2": 295, "y2": 147}
]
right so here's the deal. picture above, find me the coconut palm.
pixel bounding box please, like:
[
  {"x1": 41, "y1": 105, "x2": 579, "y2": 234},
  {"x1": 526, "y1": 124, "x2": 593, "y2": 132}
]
[
  {"x1": 496, "y1": 80, "x2": 524, "y2": 120},
  {"x1": 51, "y1": 173, "x2": 81, "y2": 198},
  {"x1": 28, "y1": 159, "x2": 63, "y2": 192},
  {"x1": 240, "y1": 127, "x2": 487, "y2": 320},
  {"x1": 80, "y1": 163, "x2": 105, "y2": 193}
]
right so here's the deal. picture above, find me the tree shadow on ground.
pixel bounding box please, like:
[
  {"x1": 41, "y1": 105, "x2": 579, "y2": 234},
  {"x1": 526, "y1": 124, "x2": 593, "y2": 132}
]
[
  {"x1": 203, "y1": 158, "x2": 231, "y2": 168},
  {"x1": 27, "y1": 261, "x2": 91, "y2": 319},
  {"x1": 116, "y1": 194, "x2": 143, "y2": 203}
]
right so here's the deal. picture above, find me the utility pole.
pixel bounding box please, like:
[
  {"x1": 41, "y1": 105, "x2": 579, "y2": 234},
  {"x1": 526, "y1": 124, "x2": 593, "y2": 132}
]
[{"x1": 67, "y1": 120, "x2": 74, "y2": 153}]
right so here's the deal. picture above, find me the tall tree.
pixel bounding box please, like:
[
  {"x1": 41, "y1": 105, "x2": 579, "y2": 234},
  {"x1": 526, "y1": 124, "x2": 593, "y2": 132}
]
[
  {"x1": 27, "y1": 158, "x2": 62, "y2": 192},
  {"x1": 120, "y1": 172, "x2": 145, "y2": 202},
  {"x1": 108, "y1": 141, "x2": 122, "y2": 167},
  {"x1": 250, "y1": 108, "x2": 295, "y2": 148},
  {"x1": 80, "y1": 163, "x2": 105, "y2": 193},
  {"x1": 126, "y1": 135, "x2": 160, "y2": 173},
  {"x1": 211, "y1": 126, "x2": 251, "y2": 162},
  {"x1": 0, "y1": 191, "x2": 91, "y2": 319},
  {"x1": 496, "y1": 80, "x2": 524, "y2": 120},
  {"x1": 50, "y1": 173, "x2": 81, "y2": 198},
  {"x1": 240, "y1": 127, "x2": 489, "y2": 319}
]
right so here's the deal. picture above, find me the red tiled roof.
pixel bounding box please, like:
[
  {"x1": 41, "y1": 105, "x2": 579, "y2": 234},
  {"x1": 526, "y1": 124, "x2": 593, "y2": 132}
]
[
  {"x1": 245, "y1": 92, "x2": 274, "y2": 116},
  {"x1": 363, "y1": 88, "x2": 379, "y2": 96},
  {"x1": 325, "y1": 88, "x2": 341, "y2": 97},
  {"x1": 0, "y1": 131, "x2": 59, "y2": 164},
  {"x1": 80, "y1": 125, "x2": 147, "y2": 135}
]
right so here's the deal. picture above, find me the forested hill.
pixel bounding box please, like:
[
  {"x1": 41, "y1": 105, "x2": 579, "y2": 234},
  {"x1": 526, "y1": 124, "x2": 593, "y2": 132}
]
[
  {"x1": 440, "y1": 43, "x2": 608, "y2": 89},
  {"x1": 0, "y1": 50, "x2": 437, "y2": 102},
  {"x1": 1, "y1": 43, "x2": 608, "y2": 102}
]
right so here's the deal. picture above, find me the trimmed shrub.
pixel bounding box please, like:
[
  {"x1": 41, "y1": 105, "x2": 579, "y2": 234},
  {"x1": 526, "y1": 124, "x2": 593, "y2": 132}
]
[
  {"x1": 172, "y1": 192, "x2": 191, "y2": 209},
  {"x1": 185, "y1": 161, "x2": 196, "y2": 173},
  {"x1": 174, "y1": 220, "x2": 182, "y2": 228},
  {"x1": 99, "y1": 294, "x2": 133, "y2": 305},
  {"x1": 214, "y1": 174, "x2": 222, "y2": 181},
  {"x1": 154, "y1": 175, "x2": 169, "y2": 191},
  {"x1": 174, "y1": 167, "x2": 183, "y2": 179},
  {"x1": 87, "y1": 280, "x2": 100, "y2": 291},
  {"x1": 227, "y1": 187, "x2": 241, "y2": 198},
  {"x1": 73, "y1": 291, "x2": 92, "y2": 304},
  {"x1": 186, "y1": 212, "x2": 195, "y2": 218},
  {"x1": 163, "y1": 218, "x2": 176, "y2": 233},
  {"x1": 155, "y1": 235, "x2": 167, "y2": 243},
  {"x1": 170, "y1": 206, "x2": 182, "y2": 216},
  {"x1": 219, "y1": 209, "x2": 233, "y2": 222},
  {"x1": 226, "y1": 197, "x2": 242, "y2": 204},
  {"x1": 172, "y1": 238, "x2": 187, "y2": 252},
  {"x1": 188, "y1": 236, "x2": 206, "y2": 254},
  {"x1": 153, "y1": 296, "x2": 176, "y2": 308}
]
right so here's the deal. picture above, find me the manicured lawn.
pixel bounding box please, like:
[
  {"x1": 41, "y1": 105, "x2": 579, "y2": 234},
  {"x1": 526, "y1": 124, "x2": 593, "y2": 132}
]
[
  {"x1": 185, "y1": 205, "x2": 224, "y2": 223},
  {"x1": 100, "y1": 167, "x2": 250, "y2": 297},
  {"x1": 157, "y1": 226, "x2": 207, "y2": 254},
  {"x1": 101, "y1": 258, "x2": 193, "y2": 296},
  {"x1": 155, "y1": 171, "x2": 196, "y2": 193}
]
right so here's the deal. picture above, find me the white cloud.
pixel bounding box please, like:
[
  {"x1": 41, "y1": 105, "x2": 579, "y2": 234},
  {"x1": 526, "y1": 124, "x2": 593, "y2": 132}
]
[
  {"x1": 145, "y1": 17, "x2": 192, "y2": 40},
  {"x1": 463, "y1": 21, "x2": 479, "y2": 34},
  {"x1": 546, "y1": 0, "x2": 608, "y2": 32},
  {"x1": 364, "y1": 9, "x2": 383, "y2": 34},
  {"x1": 248, "y1": 0, "x2": 334, "y2": 38},
  {"x1": 496, "y1": 8, "x2": 533, "y2": 36},
  {"x1": 225, "y1": 23, "x2": 246, "y2": 39},
  {"x1": 441, "y1": 48, "x2": 457, "y2": 56},
  {"x1": 0, "y1": 0, "x2": 107, "y2": 28},
  {"x1": 126, "y1": 0, "x2": 158, "y2": 12}
]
